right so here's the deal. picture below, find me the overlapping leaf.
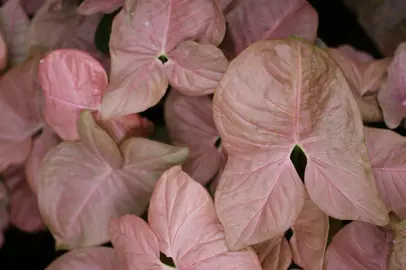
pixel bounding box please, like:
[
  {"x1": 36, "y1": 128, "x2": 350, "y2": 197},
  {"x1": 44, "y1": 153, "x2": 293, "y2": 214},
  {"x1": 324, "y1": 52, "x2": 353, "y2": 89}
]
[
  {"x1": 37, "y1": 111, "x2": 188, "y2": 249},
  {"x1": 77, "y1": 0, "x2": 123, "y2": 15},
  {"x1": 253, "y1": 236, "x2": 292, "y2": 270},
  {"x1": 220, "y1": 0, "x2": 318, "y2": 59},
  {"x1": 165, "y1": 90, "x2": 223, "y2": 185},
  {"x1": 109, "y1": 166, "x2": 262, "y2": 270},
  {"x1": 213, "y1": 38, "x2": 388, "y2": 250},
  {"x1": 365, "y1": 127, "x2": 406, "y2": 219},
  {"x1": 46, "y1": 247, "x2": 120, "y2": 270},
  {"x1": 324, "y1": 221, "x2": 394, "y2": 270},
  {"x1": 0, "y1": 0, "x2": 29, "y2": 65},
  {"x1": 378, "y1": 42, "x2": 406, "y2": 129},
  {"x1": 101, "y1": 0, "x2": 227, "y2": 117}
]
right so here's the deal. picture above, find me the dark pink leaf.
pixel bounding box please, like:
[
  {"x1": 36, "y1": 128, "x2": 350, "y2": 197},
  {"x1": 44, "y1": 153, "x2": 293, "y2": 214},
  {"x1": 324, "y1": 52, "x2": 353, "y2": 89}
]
[
  {"x1": 37, "y1": 111, "x2": 188, "y2": 249},
  {"x1": 324, "y1": 221, "x2": 393, "y2": 270},
  {"x1": 164, "y1": 41, "x2": 228, "y2": 95},
  {"x1": 0, "y1": 180, "x2": 9, "y2": 247},
  {"x1": 364, "y1": 127, "x2": 406, "y2": 220},
  {"x1": 213, "y1": 38, "x2": 388, "y2": 250},
  {"x1": 101, "y1": 0, "x2": 226, "y2": 117},
  {"x1": 46, "y1": 247, "x2": 120, "y2": 270},
  {"x1": 290, "y1": 191, "x2": 329, "y2": 269},
  {"x1": 3, "y1": 166, "x2": 44, "y2": 232},
  {"x1": 27, "y1": 0, "x2": 103, "y2": 60},
  {"x1": 0, "y1": 0, "x2": 29, "y2": 65},
  {"x1": 38, "y1": 49, "x2": 108, "y2": 140},
  {"x1": 77, "y1": 0, "x2": 123, "y2": 15},
  {"x1": 164, "y1": 90, "x2": 222, "y2": 185},
  {"x1": 96, "y1": 113, "x2": 154, "y2": 144},
  {"x1": 253, "y1": 236, "x2": 292, "y2": 270},
  {"x1": 378, "y1": 42, "x2": 406, "y2": 129},
  {"x1": 25, "y1": 127, "x2": 61, "y2": 193},
  {"x1": 327, "y1": 47, "x2": 390, "y2": 122},
  {"x1": 220, "y1": 0, "x2": 318, "y2": 59},
  {"x1": 0, "y1": 56, "x2": 43, "y2": 172},
  {"x1": 110, "y1": 166, "x2": 262, "y2": 269}
]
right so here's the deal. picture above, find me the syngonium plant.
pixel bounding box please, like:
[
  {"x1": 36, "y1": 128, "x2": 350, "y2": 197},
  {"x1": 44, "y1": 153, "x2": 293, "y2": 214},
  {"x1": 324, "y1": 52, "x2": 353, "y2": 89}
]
[{"x1": 2, "y1": 0, "x2": 406, "y2": 269}]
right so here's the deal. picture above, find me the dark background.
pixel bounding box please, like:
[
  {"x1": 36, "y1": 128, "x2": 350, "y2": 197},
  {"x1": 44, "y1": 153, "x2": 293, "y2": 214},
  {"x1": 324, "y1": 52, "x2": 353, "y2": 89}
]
[{"x1": 0, "y1": 0, "x2": 386, "y2": 269}]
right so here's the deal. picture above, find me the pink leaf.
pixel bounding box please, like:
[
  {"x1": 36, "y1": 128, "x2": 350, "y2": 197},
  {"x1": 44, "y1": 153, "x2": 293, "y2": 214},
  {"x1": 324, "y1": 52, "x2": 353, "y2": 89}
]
[
  {"x1": 0, "y1": 180, "x2": 9, "y2": 247},
  {"x1": 378, "y1": 42, "x2": 406, "y2": 129},
  {"x1": 253, "y1": 236, "x2": 292, "y2": 270},
  {"x1": 77, "y1": 0, "x2": 123, "y2": 15},
  {"x1": 0, "y1": 56, "x2": 43, "y2": 172},
  {"x1": 38, "y1": 49, "x2": 108, "y2": 140},
  {"x1": 109, "y1": 215, "x2": 168, "y2": 270},
  {"x1": 3, "y1": 166, "x2": 44, "y2": 232},
  {"x1": 25, "y1": 127, "x2": 61, "y2": 193},
  {"x1": 110, "y1": 166, "x2": 262, "y2": 269},
  {"x1": 0, "y1": 0, "x2": 29, "y2": 65},
  {"x1": 213, "y1": 38, "x2": 388, "y2": 250},
  {"x1": 338, "y1": 45, "x2": 374, "y2": 64},
  {"x1": 27, "y1": 0, "x2": 103, "y2": 59},
  {"x1": 290, "y1": 191, "x2": 329, "y2": 270},
  {"x1": 101, "y1": 0, "x2": 226, "y2": 117},
  {"x1": 164, "y1": 90, "x2": 222, "y2": 185},
  {"x1": 46, "y1": 247, "x2": 120, "y2": 270},
  {"x1": 210, "y1": 149, "x2": 228, "y2": 194},
  {"x1": 165, "y1": 41, "x2": 228, "y2": 95},
  {"x1": 37, "y1": 111, "x2": 188, "y2": 249},
  {"x1": 0, "y1": 30, "x2": 7, "y2": 71},
  {"x1": 220, "y1": 0, "x2": 318, "y2": 59},
  {"x1": 388, "y1": 219, "x2": 406, "y2": 269},
  {"x1": 365, "y1": 127, "x2": 406, "y2": 219},
  {"x1": 327, "y1": 46, "x2": 390, "y2": 122},
  {"x1": 324, "y1": 221, "x2": 393, "y2": 270}
]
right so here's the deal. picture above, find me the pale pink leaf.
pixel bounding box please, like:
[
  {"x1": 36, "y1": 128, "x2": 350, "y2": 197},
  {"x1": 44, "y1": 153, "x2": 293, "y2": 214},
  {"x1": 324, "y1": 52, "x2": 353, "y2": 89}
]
[
  {"x1": 364, "y1": 127, "x2": 406, "y2": 219},
  {"x1": 253, "y1": 236, "x2": 292, "y2": 270},
  {"x1": 220, "y1": 0, "x2": 318, "y2": 58},
  {"x1": 27, "y1": 0, "x2": 103, "y2": 59},
  {"x1": 109, "y1": 215, "x2": 168, "y2": 270},
  {"x1": 209, "y1": 149, "x2": 227, "y2": 194},
  {"x1": 338, "y1": 45, "x2": 374, "y2": 64},
  {"x1": 0, "y1": 30, "x2": 7, "y2": 71},
  {"x1": 0, "y1": 56, "x2": 43, "y2": 171},
  {"x1": 213, "y1": 38, "x2": 388, "y2": 250},
  {"x1": 148, "y1": 166, "x2": 262, "y2": 269},
  {"x1": 101, "y1": 0, "x2": 225, "y2": 117},
  {"x1": 37, "y1": 111, "x2": 188, "y2": 249},
  {"x1": 25, "y1": 127, "x2": 61, "y2": 193},
  {"x1": 0, "y1": 0, "x2": 29, "y2": 65},
  {"x1": 165, "y1": 41, "x2": 228, "y2": 95},
  {"x1": 77, "y1": 0, "x2": 123, "y2": 15},
  {"x1": 3, "y1": 166, "x2": 44, "y2": 232},
  {"x1": 0, "y1": 180, "x2": 9, "y2": 247},
  {"x1": 164, "y1": 90, "x2": 222, "y2": 185},
  {"x1": 324, "y1": 221, "x2": 393, "y2": 270},
  {"x1": 38, "y1": 49, "x2": 108, "y2": 140},
  {"x1": 46, "y1": 247, "x2": 120, "y2": 270},
  {"x1": 290, "y1": 191, "x2": 329, "y2": 270},
  {"x1": 378, "y1": 42, "x2": 406, "y2": 129},
  {"x1": 214, "y1": 151, "x2": 305, "y2": 250}
]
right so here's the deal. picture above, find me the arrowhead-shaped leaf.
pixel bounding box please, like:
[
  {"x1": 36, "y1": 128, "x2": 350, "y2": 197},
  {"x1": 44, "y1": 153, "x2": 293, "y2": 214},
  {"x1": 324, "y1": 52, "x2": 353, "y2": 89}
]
[
  {"x1": 213, "y1": 38, "x2": 388, "y2": 250},
  {"x1": 46, "y1": 247, "x2": 120, "y2": 270},
  {"x1": 365, "y1": 127, "x2": 406, "y2": 219},
  {"x1": 378, "y1": 42, "x2": 406, "y2": 129},
  {"x1": 101, "y1": 0, "x2": 226, "y2": 117},
  {"x1": 324, "y1": 221, "x2": 393, "y2": 270},
  {"x1": 220, "y1": 0, "x2": 318, "y2": 59},
  {"x1": 165, "y1": 90, "x2": 223, "y2": 185},
  {"x1": 38, "y1": 49, "x2": 108, "y2": 140},
  {"x1": 110, "y1": 166, "x2": 262, "y2": 270},
  {"x1": 38, "y1": 111, "x2": 188, "y2": 249}
]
